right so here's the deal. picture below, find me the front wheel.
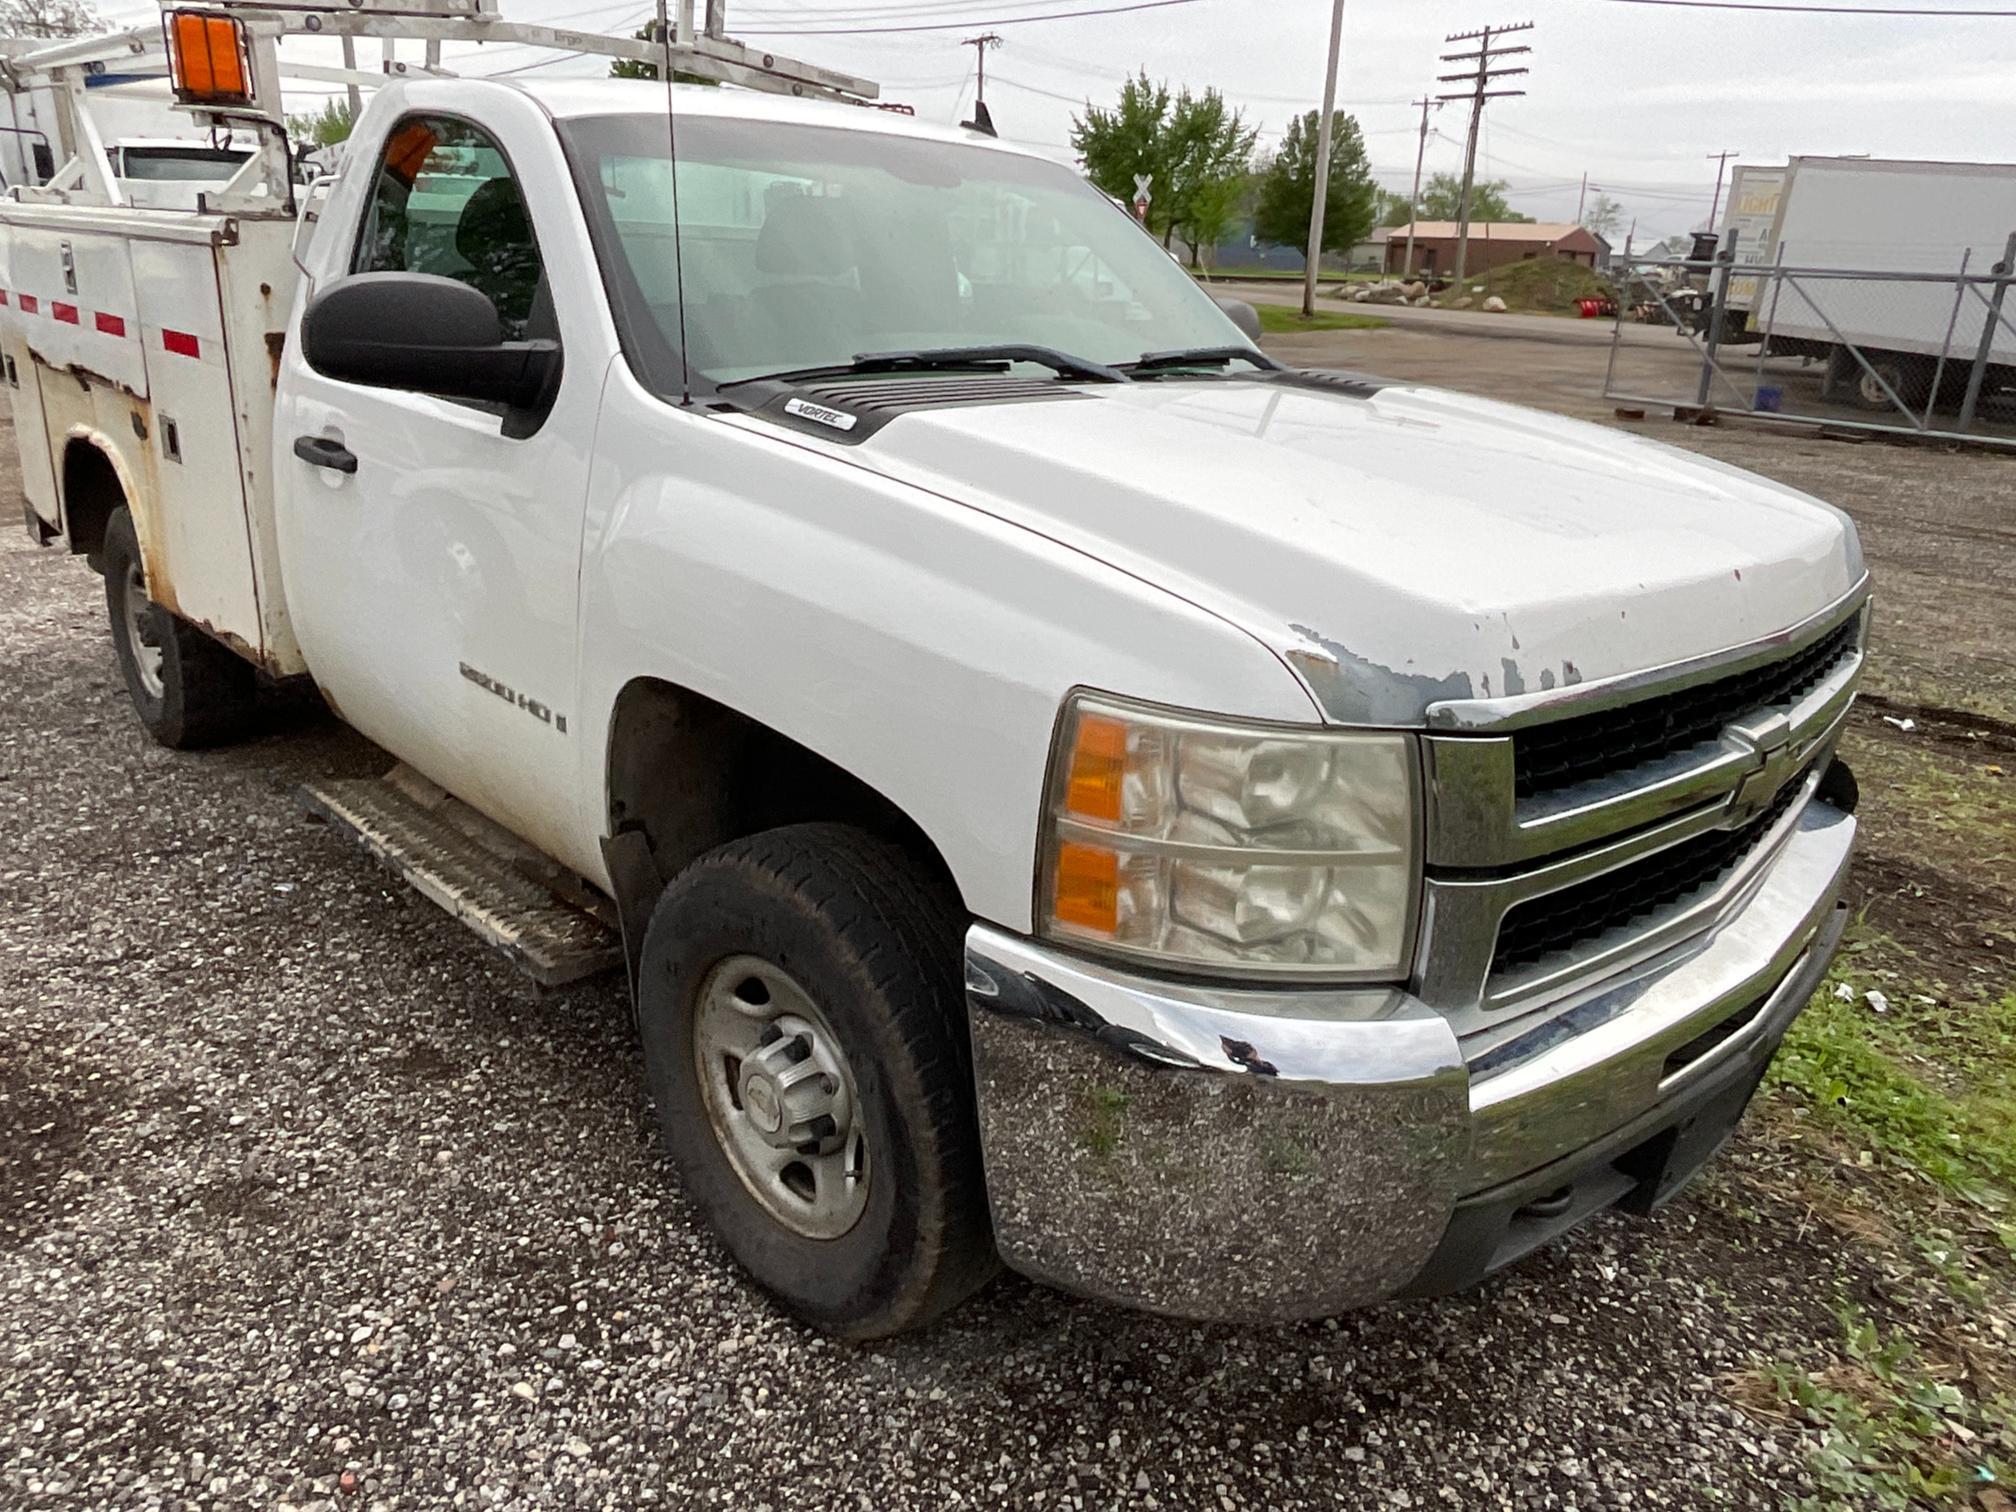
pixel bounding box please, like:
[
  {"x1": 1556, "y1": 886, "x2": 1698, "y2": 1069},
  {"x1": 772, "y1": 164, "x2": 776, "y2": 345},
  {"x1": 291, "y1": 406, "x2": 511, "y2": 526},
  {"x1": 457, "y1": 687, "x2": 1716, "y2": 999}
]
[
  {"x1": 637, "y1": 823, "x2": 997, "y2": 1338},
  {"x1": 102, "y1": 506, "x2": 258, "y2": 749}
]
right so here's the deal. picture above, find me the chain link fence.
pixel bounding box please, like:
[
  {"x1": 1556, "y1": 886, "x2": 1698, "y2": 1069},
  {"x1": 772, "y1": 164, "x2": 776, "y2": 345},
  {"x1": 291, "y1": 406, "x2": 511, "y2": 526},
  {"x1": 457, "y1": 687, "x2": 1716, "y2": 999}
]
[{"x1": 1602, "y1": 230, "x2": 2016, "y2": 449}]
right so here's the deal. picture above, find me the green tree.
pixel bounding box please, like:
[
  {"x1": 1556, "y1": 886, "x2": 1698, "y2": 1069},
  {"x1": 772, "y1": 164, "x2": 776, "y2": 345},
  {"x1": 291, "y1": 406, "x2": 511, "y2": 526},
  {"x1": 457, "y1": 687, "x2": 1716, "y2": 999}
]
[
  {"x1": 1249, "y1": 109, "x2": 1377, "y2": 261},
  {"x1": 1070, "y1": 73, "x2": 1255, "y2": 263},
  {"x1": 1415, "y1": 171, "x2": 1531, "y2": 223},
  {"x1": 287, "y1": 98, "x2": 356, "y2": 148},
  {"x1": 1582, "y1": 191, "x2": 1624, "y2": 240},
  {"x1": 1160, "y1": 88, "x2": 1255, "y2": 267},
  {"x1": 610, "y1": 25, "x2": 718, "y2": 84},
  {"x1": 1377, "y1": 187, "x2": 1414, "y2": 228}
]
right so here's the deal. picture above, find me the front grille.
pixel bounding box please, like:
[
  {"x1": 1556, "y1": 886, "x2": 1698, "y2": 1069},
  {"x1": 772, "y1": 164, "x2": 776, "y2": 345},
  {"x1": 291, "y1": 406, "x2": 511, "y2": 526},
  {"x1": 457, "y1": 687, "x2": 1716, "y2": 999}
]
[
  {"x1": 1491, "y1": 773, "x2": 1809, "y2": 978},
  {"x1": 1513, "y1": 614, "x2": 1859, "y2": 800}
]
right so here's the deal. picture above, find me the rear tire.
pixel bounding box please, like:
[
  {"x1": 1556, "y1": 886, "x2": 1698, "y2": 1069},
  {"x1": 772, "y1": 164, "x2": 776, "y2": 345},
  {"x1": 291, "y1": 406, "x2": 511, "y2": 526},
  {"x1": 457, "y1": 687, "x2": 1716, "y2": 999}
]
[
  {"x1": 637, "y1": 823, "x2": 997, "y2": 1338},
  {"x1": 102, "y1": 506, "x2": 258, "y2": 749}
]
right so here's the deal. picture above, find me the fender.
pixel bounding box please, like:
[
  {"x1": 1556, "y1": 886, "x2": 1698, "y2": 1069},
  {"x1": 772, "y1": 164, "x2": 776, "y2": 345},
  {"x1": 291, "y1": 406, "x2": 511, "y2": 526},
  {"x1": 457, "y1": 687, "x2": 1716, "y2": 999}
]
[{"x1": 571, "y1": 363, "x2": 1324, "y2": 931}]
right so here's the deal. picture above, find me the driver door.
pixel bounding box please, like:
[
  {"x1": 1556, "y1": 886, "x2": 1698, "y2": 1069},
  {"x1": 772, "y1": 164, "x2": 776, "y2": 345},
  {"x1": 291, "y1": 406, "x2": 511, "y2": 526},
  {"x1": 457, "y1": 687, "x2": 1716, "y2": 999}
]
[{"x1": 276, "y1": 101, "x2": 605, "y2": 874}]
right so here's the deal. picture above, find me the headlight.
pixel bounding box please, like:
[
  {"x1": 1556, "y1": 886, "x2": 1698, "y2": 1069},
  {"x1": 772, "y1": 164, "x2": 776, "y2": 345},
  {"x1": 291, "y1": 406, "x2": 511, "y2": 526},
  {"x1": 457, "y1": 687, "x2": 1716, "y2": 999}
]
[{"x1": 1038, "y1": 693, "x2": 1419, "y2": 979}]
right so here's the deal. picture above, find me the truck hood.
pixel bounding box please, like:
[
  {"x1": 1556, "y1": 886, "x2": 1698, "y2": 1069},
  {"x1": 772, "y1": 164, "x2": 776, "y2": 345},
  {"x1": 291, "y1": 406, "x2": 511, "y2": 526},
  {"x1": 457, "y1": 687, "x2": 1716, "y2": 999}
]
[{"x1": 775, "y1": 377, "x2": 1864, "y2": 724}]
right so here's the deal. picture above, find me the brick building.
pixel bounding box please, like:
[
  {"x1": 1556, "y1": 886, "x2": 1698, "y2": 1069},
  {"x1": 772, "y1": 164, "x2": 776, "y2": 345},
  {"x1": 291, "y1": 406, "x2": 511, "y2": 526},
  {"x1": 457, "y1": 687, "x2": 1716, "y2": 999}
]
[{"x1": 1385, "y1": 221, "x2": 1607, "y2": 277}]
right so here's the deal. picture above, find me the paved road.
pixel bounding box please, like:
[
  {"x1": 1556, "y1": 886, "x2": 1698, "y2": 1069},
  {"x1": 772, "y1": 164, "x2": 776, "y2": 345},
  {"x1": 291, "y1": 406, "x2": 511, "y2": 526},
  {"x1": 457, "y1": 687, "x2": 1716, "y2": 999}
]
[{"x1": 1211, "y1": 279, "x2": 1678, "y2": 349}]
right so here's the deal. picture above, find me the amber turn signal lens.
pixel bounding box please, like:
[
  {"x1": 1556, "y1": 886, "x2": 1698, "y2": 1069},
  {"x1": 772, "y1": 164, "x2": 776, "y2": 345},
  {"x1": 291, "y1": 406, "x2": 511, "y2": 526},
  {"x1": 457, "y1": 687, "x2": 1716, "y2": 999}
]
[
  {"x1": 168, "y1": 12, "x2": 250, "y2": 105},
  {"x1": 1063, "y1": 712, "x2": 1128, "y2": 823},
  {"x1": 1051, "y1": 840, "x2": 1120, "y2": 935}
]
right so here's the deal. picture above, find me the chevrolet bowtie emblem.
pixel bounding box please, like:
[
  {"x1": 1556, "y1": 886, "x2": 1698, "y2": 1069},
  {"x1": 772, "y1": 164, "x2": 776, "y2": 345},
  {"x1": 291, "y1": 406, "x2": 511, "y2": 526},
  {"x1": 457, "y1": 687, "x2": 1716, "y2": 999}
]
[{"x1": 1724, "y1": 710, "x2": 1804, "y2": 828}]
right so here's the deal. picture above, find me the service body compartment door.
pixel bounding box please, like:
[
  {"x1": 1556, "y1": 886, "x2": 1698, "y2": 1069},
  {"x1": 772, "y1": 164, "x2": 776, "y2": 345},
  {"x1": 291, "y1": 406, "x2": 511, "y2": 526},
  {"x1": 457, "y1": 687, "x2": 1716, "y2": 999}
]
[
  {"x1": 129, "y1": 236, "x2": 264, "y2": 656},
  {"x1": 0, "y1": 232, "x2": 60, "y2": 528}
]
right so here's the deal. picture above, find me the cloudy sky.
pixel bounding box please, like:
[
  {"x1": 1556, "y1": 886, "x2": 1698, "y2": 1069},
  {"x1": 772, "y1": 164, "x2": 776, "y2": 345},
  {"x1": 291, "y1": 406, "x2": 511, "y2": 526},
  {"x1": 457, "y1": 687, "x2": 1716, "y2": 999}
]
[{"x1": 98, "y1": 0, "x2": 2016, "y2": 241}]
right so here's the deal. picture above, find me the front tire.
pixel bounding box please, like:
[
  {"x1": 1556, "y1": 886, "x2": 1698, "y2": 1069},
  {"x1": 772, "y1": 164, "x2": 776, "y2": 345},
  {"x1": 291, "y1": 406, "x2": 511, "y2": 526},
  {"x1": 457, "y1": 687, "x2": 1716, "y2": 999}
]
[
  {"x1": 638, "y1": 823, "x2": 997, "y2": 1338},
  {"x1": 102, "y1": 506, "x2": 258, "y2": 749}
]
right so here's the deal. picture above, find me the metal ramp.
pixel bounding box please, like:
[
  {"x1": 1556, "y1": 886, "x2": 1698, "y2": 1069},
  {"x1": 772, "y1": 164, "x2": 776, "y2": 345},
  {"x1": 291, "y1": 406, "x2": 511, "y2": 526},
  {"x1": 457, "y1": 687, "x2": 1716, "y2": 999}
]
[{"x1": 300, "y1": 765, "x2": 621, "y2": 987}]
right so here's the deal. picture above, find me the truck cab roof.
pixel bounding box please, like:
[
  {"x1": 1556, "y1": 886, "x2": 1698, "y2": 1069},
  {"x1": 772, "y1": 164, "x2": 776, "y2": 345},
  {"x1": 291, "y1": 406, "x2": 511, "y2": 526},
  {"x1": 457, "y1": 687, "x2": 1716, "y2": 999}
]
[{"x1": 513, "y1": 75, "x2": 1051, "y2": 160}]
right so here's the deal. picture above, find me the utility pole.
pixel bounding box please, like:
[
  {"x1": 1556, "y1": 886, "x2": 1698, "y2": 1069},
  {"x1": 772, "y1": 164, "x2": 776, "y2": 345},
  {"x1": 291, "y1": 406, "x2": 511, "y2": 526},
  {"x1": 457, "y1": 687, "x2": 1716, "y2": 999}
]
[
  {"x1": 1577, "y1": 171, "x2": 1587, "y2": 223},
  {"x1": 1706, "y1": 148, "x2": 1739, "y2": 229},
  {"x1": 1437, "y1": 20, "x2": 1532, "y2": 286},
  {"x1": 1400, "y1": 95, "x2": 1441, "y2": 279},
  {"x1": 1301, "y1": 0, "x2": 1347, "y2": 317},
  {"x1": 961, "y1": 31, "x2": 1002, "y2": 107}
]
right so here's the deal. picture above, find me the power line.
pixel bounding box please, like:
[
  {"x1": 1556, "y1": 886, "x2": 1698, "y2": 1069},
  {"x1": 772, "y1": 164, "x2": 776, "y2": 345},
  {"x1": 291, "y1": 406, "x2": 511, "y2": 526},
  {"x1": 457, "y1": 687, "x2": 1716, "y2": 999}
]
[
  {"x1": 1594, "y1": 0, "x2": 2016, "y2": 12},
  {"x1": 960, "y1": 29, "x2": 1003, "y2": 109},
  {"x1": 1437, "y1": 19, "x2": 1533, "y2": 282},
  {"x1": 740, "y1": 0, "x2": 1102, "y2": 16},
  {"x1": 736, "y1": 0, "x2": 1211, "y2": 32}
]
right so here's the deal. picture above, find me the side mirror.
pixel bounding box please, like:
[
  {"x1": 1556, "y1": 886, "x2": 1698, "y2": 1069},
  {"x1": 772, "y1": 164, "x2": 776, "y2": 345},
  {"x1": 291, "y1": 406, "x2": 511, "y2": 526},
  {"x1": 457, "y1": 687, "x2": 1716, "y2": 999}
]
[
  {"x1": 1212, "y1": 295, "x2": 1262, "y2": 342},
  {"x1": 301, "y1": 272, "x2": 558, "y2": 410}
]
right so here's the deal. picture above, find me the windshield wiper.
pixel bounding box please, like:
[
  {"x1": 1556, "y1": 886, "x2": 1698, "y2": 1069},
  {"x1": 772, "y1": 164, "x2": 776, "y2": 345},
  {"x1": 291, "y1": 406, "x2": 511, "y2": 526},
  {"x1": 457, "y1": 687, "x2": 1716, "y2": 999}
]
[
  {"x1": 1122, "y1": 346, "x2": 1285, "y2": 376},
  {"x1": 718, "y1": 344, "x2": 1128, "y2": 390}
]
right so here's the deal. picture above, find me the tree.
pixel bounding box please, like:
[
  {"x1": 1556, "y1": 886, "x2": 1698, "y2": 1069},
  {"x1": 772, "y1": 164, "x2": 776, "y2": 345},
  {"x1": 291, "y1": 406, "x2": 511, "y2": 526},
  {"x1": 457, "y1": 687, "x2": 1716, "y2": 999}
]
[
  {"x1": 1159, "y1": 88, "x2": 1255, "y2": 267},
  {"x1": 287, "y1": 98, "x2": 356, "y2": 148},
  {"x1": 0, "y1": 0, "x2": 101, "y2": 36},
  {"x1": 610, "y1": 26, "x2": 718, "y2": 85},
  {"x1": 1581, "y1": 192, "x2": 1624, "y2": 240},
  {"x1": 1249, "y1": 109, "x2": 1377, "y2": 261},
  {"x1": 1377, "y1": 187, "x2": 1415, "y2": 228},
  {"x1": 1414, "y1": 172, "x2": 1531, "y2": 224},
  {"x1": 1071, "y1": 73, "x2": 1255, "y2": 264}
]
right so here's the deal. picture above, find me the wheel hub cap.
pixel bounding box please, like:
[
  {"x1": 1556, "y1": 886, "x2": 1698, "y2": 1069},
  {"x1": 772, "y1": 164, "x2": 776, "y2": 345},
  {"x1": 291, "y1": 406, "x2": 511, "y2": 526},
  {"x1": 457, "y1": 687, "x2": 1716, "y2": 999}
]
[
  {"x1": 693, "y1": 957, "x2": 869, "y2": 1240},
  {"x1": 120, "y1": 559, "x2": 165, "y2": 700}
]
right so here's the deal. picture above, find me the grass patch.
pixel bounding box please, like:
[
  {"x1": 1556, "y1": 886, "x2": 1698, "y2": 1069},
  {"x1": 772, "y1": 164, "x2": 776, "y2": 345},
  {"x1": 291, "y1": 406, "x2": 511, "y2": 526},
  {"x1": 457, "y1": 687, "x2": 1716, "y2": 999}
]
[
  {"x1": 1254, "y1": 305, "x2": 1389, "y2": 334},
  {"x1": 1075, "y1": 1085, "x2": 1130, "y2": 1160},
  {"x1": 1197, "y1": 267, "x2": 1381, "y2": 283},
  {"x1": 1738, "y1": 1308, "x2": 2015, "y2": 1509},
  {"x1": 1771, "y1": 978, "x2": 2016, "y2": 1220}
]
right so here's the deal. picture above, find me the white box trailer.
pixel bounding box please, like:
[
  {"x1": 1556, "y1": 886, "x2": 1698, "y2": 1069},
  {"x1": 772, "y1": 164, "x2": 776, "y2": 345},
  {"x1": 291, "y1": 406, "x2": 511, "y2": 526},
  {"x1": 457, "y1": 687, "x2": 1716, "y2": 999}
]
[{"x1": 1744, "y1": 156, "x2": 2016, "y2": 409}]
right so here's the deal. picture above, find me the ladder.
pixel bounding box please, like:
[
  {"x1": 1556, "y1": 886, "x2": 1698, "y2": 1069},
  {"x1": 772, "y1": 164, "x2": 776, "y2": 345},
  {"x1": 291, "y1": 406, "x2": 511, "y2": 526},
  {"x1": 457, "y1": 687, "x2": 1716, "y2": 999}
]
[{"x1": 0, "y1": 0, "x2": 880, "y2": 215}]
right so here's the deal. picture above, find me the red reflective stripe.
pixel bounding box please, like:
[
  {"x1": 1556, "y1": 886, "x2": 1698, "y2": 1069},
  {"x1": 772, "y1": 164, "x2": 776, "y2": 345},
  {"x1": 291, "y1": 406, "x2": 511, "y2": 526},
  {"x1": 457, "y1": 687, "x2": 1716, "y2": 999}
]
[
  {"x1": 162, "y1": 329, "x2": 200, "y2": 358},
  {"x1": 18, "y1": 294, "x2": 37, "y2": 314},
  {"x1": 52, "y1": 301, "x2": 78, "y2": 324},
  {"x1": 0, "y1": 290, "x2": 9, "y2": 306},
  {"x1": 94, "y1": 311, "x2": 126, "y2": 337}
]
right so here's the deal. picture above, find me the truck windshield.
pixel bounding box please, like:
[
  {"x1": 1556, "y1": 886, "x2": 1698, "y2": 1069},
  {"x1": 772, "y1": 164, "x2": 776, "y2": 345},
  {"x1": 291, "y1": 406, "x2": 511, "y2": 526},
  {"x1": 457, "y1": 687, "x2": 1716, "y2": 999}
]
[{"x1": 559, "y1": 112, "x2": 1246, "y2": 391}]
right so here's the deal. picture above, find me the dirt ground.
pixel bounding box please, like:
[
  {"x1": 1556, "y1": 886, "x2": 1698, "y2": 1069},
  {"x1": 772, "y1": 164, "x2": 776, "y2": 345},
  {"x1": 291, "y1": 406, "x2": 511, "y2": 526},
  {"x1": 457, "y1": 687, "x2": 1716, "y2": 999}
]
[{"x1": 3, "y1": 314, "x2": 2013, "y2": 1509}]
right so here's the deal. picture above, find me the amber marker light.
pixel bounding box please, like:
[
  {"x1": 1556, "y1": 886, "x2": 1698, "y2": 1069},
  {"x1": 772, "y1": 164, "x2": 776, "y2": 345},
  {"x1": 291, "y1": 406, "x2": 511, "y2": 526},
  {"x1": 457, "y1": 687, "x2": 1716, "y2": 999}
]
[
  {"x1": 1063, "y1": 711, "x2": 1128, "y2": 824},
  {"x1": 1050, "y1": 840, "x2": 1120, "y2": 935},
  {"x1": 167, "y1": 11, "x2": 251, "y2": 106}
]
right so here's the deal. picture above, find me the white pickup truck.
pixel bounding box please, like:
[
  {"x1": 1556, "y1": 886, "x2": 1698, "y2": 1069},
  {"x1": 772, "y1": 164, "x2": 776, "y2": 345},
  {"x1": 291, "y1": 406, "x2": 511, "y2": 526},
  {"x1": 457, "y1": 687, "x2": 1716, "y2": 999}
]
[{"x1": 5, "y1": 5, "x2": 1868, "y2": 1338}]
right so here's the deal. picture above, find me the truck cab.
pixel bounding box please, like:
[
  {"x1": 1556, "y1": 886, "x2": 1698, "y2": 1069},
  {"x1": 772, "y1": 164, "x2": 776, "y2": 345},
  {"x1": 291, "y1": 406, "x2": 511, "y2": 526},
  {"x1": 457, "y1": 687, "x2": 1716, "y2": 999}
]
[{"x1": 4, "y1": 5, "x2": 1866, "y2": 1338}]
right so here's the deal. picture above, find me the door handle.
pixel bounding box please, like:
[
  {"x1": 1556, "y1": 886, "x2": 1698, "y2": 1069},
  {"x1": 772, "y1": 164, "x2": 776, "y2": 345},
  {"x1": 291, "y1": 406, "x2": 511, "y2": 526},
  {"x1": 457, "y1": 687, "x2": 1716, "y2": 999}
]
[{"x1": 293, "y1": 435, "x2": 358, "y2": 474}]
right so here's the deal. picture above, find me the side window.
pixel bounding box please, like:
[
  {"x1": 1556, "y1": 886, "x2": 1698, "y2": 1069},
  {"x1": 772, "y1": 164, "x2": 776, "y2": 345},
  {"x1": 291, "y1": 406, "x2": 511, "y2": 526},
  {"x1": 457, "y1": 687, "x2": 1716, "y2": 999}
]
[{"x1": 353, "y1": 115, "x2": 544, "y2": 339}]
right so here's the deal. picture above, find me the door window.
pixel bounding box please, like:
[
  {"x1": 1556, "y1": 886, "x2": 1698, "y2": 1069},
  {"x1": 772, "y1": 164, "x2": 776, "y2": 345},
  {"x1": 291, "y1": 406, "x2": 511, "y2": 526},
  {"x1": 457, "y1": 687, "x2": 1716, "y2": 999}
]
[{"x1": 353, "y1": 115, "x2": 544, "y2": 338}]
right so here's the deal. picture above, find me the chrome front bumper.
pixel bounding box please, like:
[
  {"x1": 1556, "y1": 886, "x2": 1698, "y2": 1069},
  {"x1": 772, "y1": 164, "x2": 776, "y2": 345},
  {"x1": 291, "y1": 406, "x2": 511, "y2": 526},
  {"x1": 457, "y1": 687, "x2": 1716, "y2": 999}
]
[{"x1": 964, "y1": 798, "x2": 1855, "y2": 1323}]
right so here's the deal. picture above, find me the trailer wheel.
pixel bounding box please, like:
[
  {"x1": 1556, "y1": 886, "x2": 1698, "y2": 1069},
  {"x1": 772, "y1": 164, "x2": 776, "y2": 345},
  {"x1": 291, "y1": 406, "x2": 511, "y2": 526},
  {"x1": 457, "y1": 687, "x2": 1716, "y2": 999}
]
[
  {"x1": 1826, "y1": 346, "x2": 1931, "y2": 413},
  {"x1": 637, "y1": 823, "x2": 997, "y2": 1338},
  {"x1": 102, "y1": 506, "x2": 258, "y2": 749}
]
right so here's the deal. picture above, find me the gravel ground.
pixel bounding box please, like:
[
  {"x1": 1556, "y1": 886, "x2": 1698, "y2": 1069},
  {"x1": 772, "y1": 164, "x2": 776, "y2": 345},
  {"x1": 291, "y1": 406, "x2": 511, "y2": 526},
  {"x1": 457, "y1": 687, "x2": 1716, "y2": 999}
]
[{"x1": 0, "y1": 427, "x2": 1923, "y2": 1510}]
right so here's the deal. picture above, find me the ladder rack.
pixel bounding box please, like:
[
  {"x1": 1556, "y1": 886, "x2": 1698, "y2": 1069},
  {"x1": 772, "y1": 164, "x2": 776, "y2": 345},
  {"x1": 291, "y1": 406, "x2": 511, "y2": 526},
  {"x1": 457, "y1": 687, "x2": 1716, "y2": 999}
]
[{"x1": 0, "y1": 0, "x2": 880, "y2": 215}]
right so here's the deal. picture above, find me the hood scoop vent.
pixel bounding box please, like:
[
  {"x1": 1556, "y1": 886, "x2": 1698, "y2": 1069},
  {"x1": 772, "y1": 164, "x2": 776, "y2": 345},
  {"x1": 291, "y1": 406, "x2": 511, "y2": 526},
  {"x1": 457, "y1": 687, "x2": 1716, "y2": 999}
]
[
  {"x1": 744, "y1": 374, "x2": 1091, "y2": 444},
  {"x1": 797, "y1": 375, "x2": 1091, "y2": 415}
]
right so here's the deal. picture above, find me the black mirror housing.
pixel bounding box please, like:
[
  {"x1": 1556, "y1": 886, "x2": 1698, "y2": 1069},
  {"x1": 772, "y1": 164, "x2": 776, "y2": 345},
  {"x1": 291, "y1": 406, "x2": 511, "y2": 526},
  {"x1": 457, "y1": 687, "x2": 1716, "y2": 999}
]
[
  {"x1": 302, "y1": 272, "x2": 559, "y2": 410},
  {"x1": 1212, "y1": 295, "x2": 1263, "y2": 342}
]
